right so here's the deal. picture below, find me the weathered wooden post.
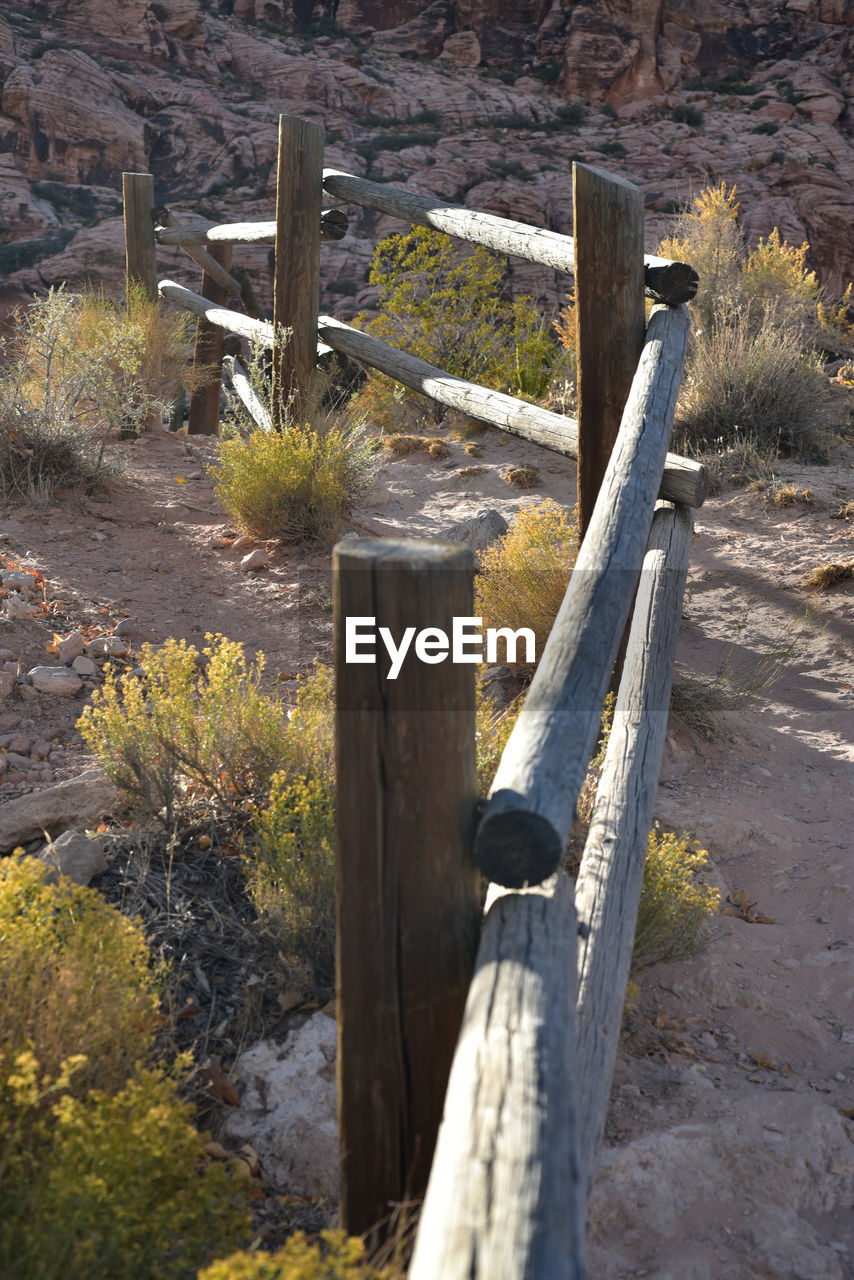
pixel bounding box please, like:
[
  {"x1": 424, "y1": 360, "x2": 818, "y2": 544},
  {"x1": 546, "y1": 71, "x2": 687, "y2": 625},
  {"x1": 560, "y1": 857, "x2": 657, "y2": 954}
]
[
  {"x1": 334, "y1": 537, "x2": 481, "y2": 1240},
  {"x1": 272, "y1": 114, "x2": 324, "y2": 425},
  {"x1": 187, "y1": 243, "x2": 232, "y2": 436},
  {"x1": 122, "y1": 172, "x2": 158, "y2": 301},
  {"x1": 573, "y1": 163, "x2": 645, "y2": 541}
]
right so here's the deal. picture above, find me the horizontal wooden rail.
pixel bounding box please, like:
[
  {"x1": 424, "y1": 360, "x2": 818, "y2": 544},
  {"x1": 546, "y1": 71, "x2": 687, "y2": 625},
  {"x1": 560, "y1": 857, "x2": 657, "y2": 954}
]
[
  {"x1": 159, "y1": 279, "x2": 274, "y2": 344},
  {"x1": 322, "y1": 170, "x2": 697, "y2": 305},
  {"x1": 154, "y1": 207, "x2": 243, "y2": 296},
  {"x1": 410, "y1": 872, "x2": 585, "y2": 1280},
  {"x1": 155, "y1": 208, "x2": 347, "y2": 247},
  {"x1": 574, "y1": 500, "x2": 693, "y2": 1194},
  {"x1": 317, "y1": 313, "x2": 705, "y2": 509},
  {"x1": 473, "y1": 303, "x2": 690, "y2": 889}
]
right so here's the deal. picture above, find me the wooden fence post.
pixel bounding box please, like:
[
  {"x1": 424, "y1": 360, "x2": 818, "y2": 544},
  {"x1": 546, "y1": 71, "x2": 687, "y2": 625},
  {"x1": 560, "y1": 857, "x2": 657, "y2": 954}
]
[
  {"x1": 122, "y1": 172, "x2": 157, "y2": 301},
  {"x1": 573, "y1": 164, "x2": 645, "y2": 541},
  {"x1": 187, "y1": 243, "x2": 232, "y2": 436},
  {"x1": 334, "y1": 537, "x2": 482, "y2": 1241},
  {"x1": 273, "y1": 114, "x2": 324, "y2": 425}
]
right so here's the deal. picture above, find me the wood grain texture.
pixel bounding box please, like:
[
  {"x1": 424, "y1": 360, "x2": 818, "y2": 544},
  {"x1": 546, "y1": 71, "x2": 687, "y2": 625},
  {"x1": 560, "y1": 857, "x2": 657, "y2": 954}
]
[
  {"x1": 574, "y1": 501, "x2": 693, "y2": 1193},
  {"x1": 273, "y1": 115, "x2": 324, "y2": 420},
  {"x1": 122, "y1": 172, "x2": 157, "y2": 300},
  {"x1": 473, "y1": 304, "x2": 690, "y2": 888},
  {"x1": 154, "y1": 207, "x2": 243, "y2": 296},
  {"x1": 187, "y1": 242, "x2": 232, "y2": 436},
  {"x1": 154, "y1": 208, "x2": 347, "y2": 246},
  {"x1": 317, "y1": 313, "x2": 706, "y2": 509},
  {"x1": 323, "y1": 169, "x2": 697, "y2": 304},
  {"x1": 334, "y1": 537, "x2": 481, "y2": 1238},
  {"x1": 573, "y1": 164, "x2": 646, "y2": 539},
  {"x1": 223, "y1": 355, "x2": 273, "y2": 432},
  {"x1": 158, "y1": 280, "x2": 274, "y2": 345},
  {"x1": 409, "y1": 871, "x2": 585, "y2": 1280}
]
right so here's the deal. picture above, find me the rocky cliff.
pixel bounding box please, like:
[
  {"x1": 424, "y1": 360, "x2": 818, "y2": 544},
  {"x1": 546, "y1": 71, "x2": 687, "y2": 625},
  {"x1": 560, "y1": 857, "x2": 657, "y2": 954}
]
[{"x1": 1, "y1": 0, "x2": 853, "y2": 322}]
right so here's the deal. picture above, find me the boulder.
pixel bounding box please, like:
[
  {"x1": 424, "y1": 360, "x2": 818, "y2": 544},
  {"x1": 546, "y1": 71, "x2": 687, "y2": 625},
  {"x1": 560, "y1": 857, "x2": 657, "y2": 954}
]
[
  {"x1": 38, "y1": 828, "x2": 109, "y2": 886},
  {"x1": 0, "y1": 767, "x2": 120, "y2": 852},
  {"x1": 440, "y1": 507, "x2": 508, "y2": 551},
  {"x1": 441, "y1": 31, "x2": 482, "y2": 67},
  {"x1": 224, "y1": 1014, "x2": 339, "y2": 1199},
  {"x1": 371, "y1": 1, "x2": 455, "y2": 58}
]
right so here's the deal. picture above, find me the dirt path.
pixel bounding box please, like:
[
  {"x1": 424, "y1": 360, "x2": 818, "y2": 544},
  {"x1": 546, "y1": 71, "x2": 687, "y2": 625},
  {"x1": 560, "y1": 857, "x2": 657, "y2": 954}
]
[{"x1": 1, "y1": 422, "x2": 852, "y2": 1277}]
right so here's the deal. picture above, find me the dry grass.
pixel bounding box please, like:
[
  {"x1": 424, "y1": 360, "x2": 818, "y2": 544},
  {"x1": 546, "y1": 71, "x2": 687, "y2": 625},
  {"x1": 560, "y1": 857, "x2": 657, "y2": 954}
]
[
  {"x1": 380, "y1": 433, "x2": 450, "y2": 459},
  {"x1": 503, "y1": 463, "x2": 541, "y2": 488},
  {"x1": 771, "y1": 482, "x2": 813, "y2": 506},
  {"x1": 803, "y1": 561, "x2": 854, "y2": 591}
]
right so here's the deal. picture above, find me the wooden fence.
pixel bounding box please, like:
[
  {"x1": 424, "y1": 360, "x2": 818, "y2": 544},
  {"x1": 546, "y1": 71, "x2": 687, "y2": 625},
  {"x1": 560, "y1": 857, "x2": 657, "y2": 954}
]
[{"x1": 123, "y1": 111, "x2": 704, "y2": 1278}]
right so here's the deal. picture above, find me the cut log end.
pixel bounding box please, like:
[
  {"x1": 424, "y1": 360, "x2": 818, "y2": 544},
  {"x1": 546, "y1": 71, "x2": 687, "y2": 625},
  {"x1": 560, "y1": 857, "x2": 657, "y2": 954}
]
[
  {"x1": 474, "y1": 804, "x2": 563, "y2": 889},
  {"x1": 644, "y1": 261, "x2": 699, "y2": 306}
]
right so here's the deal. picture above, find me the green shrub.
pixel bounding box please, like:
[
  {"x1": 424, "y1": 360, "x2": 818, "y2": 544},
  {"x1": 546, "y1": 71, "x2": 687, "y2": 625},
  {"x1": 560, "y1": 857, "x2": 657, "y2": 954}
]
[
  {"x1": 1, "y1": 1054, "x2": 249, "y2": 1280},
  {"x1": 0, "y1": 854, "x2": 250, "y2": 1280},
  {"x1": 210, "y1": 409, "x2": 376, "y2": 544},
  {"x1": 475, "y1": 499, "x2": 578, "y2": 677},
  {"x1": 752, "y1": 120, "x2": 779, "y2": 134},
  {"x1": 353, "y1": 227, "x2": 564, "y2": 425},
  {"x1": 671, "y1": 104, "x2": 704, "y2": 127},
  {"x1": 631, "y1": 828, "x2": 719, "y2": 972},
  {"x1": 78, "y1": 634, "x2": 291, "y2": 827},
  {"x1": 0, "y1": 852, "x2": 161, "y2": 1098},
  {"x1": 198, "y1": 1231, "x2": 389, "y2": 1279},
  {"x1": 249, "y1": 666, "x2": 336, "y2": 987}
]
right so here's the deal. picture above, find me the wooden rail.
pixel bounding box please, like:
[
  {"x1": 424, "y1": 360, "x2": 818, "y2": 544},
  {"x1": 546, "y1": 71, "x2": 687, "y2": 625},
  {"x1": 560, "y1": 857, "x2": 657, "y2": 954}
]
[
  {"x1": 574, "y1": 500, "x2": 692, "y2": 1190},
  {"x1": 322, "y1": 169, "x2": 698, "y2": 306},
  {"x1": 474, "y1": 303, "x2": 690, "y2": 889},
  {"x1": 317, "y1": 313, "x2": 705, "y2": 509}
]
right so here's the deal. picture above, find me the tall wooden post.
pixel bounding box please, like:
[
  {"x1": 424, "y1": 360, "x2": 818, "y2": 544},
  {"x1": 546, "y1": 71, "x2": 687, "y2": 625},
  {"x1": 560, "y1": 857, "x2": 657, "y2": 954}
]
[
  {"x1": 122, "y1": 172, "x2": 158, "y2": 301},
  {"x1": 334, "y1": 537, "x2": 482, "y2": 1241},
  {"x1": 573, "y1": 163, "x2": 645, "y2": 541},
  {"x1": 272, "y1": 114, "x2": 324, "y2": 425},
  {"x1": 187, "y1": 244, "x2": 232, "y2": 436}
]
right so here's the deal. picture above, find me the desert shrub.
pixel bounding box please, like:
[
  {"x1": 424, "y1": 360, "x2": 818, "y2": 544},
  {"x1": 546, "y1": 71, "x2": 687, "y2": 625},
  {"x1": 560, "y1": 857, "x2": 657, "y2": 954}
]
[
  {"x1": 353, "y1": 227, "x2": 564, "y2": 426},
  {"x1": 0, "y1": 285, "x2": 204, "y2": 504},
  {"x1": 0, "y1": 854, "x2": 250, "y2": 1280},
  {"x1": 475, "y1": 681, "x2": 524, "y2": 795},
  {"x1": 198, "y1": 1231, "x2": 389, "y2": 1279},
  {"x1": 0, "y1": 852, "x2": 161, "y2": 1098},
  {"x1": 631, "y1": 828, "x2": 719, "y2": 972},
  {"x1": 659, "y1": 183, "x2": 843, "y2": 455},
  {"x1": 381, "y1": 433, "x2": 450, "y2": 459},
  {"x1": 0, "y1": 1054, "x2": 249, "y2": 1280},
  {"x1": 210, "y1": 412, "x2": 376, "y2": 544},
  {"x1": 78, "y1": 634, "x2": 291, "y2": 827},
  {"x1": 475, "y1": 499, "x2": 578, "y2": 677},
  {"x1": 503, "y1": 463, "x2": 540, "y2": 487},
  {"x1": 249, "y1": 665, "x2": 336, "y2": 987},
  {"x1": 672, "y1": 104, "x2": 704, "y2": 127},
  {"x1": 675, "y1": 312, "x2": 827, "y2": 454}
]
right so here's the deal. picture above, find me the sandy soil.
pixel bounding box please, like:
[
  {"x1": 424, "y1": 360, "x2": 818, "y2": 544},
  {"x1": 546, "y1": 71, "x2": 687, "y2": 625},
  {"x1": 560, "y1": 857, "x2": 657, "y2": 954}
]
[{"x1": 1, "y1": 415, "x2": 852, "y2": 1277}]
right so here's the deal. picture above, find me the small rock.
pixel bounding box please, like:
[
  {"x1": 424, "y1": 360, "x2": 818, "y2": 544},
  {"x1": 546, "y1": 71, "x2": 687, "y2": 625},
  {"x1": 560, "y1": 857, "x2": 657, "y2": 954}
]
[
  {"x1": 4, "y1": 752, "x2": 33, "y2": 769},
  {"x1": 3, "y1": 595, "x2": 37, "y2": 620},
  {"x1": 85, "y1": 636, "x2": 129, "y2": 658},
  {"x1": 71, "y1": 655, "x2": 98, "y2": 676},
  {"x1": 18, "y1": 684, "x2": 39, "y2": 702},
  {"x1": 38, "y1": 829, "x2": 108, "y2": 886},
  {"x1": 0, "y1": 712, "x2": 21, "y2": 730},
  {"x1": 231, "y1": 534, "x2": 256, "y2": 551},
  {"x1": 57, "y1": 631, "x2": 86, "y2": 662},
  {"x1": 30, "y1": 739, "x2": 52, "y2": 761},
  {"x1": 1, "y1": 569, "x2": 38, "y2": 593},
  {"x1": 0, "y1": 649, "x2": 15, "y2": 662},
  {"x1": 8, "y1": 735, "x2": 31, "y2": 754},
  {"x1": 113, "y1": 617, "x2": 137, "y2": 637},
  {"x1": 240, "y1": 549, "x2": 269, "y2": 572},
  {"x1": 0, "y1": 671, "x2": 15, "y2": 699},
  {"x1": 440, "y1": 508, "x2": 508, "y2": 552},
  {"x1": 27, "y1": 666, "x2": 83, "y2": 697},
  {"x1": 91, "y1": 530, "x2": 107, "y2": 542}
]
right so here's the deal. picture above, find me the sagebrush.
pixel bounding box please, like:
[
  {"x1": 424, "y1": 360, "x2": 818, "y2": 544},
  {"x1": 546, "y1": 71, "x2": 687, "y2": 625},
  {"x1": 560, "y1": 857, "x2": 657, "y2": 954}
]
[{"x1": 0, "y1": 854, "x2": 249, "y2": 1280}]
